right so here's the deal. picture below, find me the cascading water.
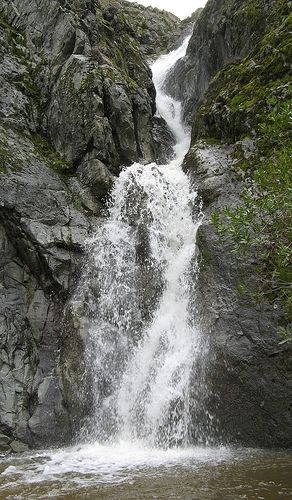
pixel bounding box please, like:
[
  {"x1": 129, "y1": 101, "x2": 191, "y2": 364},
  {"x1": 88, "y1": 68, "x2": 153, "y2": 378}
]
[
  {"x1": 152, "y1": 36, "x2": 191, "y2": 158},
  {"x1": 76, "y1": 36, "x2": 204, "y2": 449}
]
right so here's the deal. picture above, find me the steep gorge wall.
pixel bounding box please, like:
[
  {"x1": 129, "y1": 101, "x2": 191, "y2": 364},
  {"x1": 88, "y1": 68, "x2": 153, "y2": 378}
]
[
  {"x1": 170, "y1": 0, "x2": 292, "y2": 446},
  {"x1": 165, "y1": 0, "x2": 283, "y2": 123}
]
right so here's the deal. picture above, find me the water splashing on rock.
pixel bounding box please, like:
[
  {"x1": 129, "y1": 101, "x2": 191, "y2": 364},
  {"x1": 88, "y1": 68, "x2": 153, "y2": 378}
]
[{"x1": 74, "y1": 36, "x2": 206, "y2": 448}]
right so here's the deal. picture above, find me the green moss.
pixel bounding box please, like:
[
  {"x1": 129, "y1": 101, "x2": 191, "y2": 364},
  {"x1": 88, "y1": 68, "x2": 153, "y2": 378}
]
[
  {"x1": 0, "y1": 148, "x2": 7, "y2": 173},
  {"x1": 0, "y1": 137, "x2": 22, "y2": 173},
  {"x1": 72, "y1": 194, "x2": 82, "y2": 211},
  {"x1": 32, "y1": 135, "x2": 74, "y2": 179},
  {"x1": 0, "y1": 10, "x2": 19, "y2": 41},
  {"x1": 196, "y1": 227, "x2": 214, "y2": 267},
  {"x1": 0, "y1": 10, "x2": 41, "y2": 106},
  {"x1": 204, "y1": 137, "x2": 222, "y2": 146},
  {"x1": 14, "y1": 77, "x2": 40, "y2": 100},
  {"x1": 236, "y1": 282, "x2": 247, "y2": 297},
  {"x1": 200, "y1": 248, "x2": 213, "y2": 266}
]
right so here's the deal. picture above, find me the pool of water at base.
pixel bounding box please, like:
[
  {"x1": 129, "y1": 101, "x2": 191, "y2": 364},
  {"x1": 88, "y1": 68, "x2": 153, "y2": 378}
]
[{"x1": 0, "y1": 443, "x2": 291, "y2": 499}]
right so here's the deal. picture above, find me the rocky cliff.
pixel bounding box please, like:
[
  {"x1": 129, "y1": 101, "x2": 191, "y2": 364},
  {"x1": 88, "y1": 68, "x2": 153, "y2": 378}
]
[
  {"x1": 0, "y1": 0, "x2": 185, "y2": 452},
  {"x1": 165, "y1": 0, "x2": 287, "y2": 123},
  {"x1": 174, "y1": 0, "x2": 292, "y2": 446}
]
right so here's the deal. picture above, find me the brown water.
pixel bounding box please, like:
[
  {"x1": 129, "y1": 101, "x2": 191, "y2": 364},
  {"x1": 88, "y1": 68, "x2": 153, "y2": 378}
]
[{"x1": 0, "y1": 443, "x2": 291, "y2": 499}]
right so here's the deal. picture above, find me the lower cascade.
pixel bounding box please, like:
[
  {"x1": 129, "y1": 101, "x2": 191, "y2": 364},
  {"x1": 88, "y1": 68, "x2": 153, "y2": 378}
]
[{"x1": 74, "y1": 36, "x2": 206, "y2": 448}]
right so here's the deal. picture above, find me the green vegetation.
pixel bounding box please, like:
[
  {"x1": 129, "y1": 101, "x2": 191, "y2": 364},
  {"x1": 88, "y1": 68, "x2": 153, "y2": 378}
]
[
  {"x1": 32, "y1": 135, "x2": 74, "y2": 179},
  {"x1": 197, "y1": 5, "x2": 292, "y2": 338},
  {"x1": 0, "y1": 132, "x2": 22, "y2": 173},
  {"x1": 212, "y1": 105, "x2": 291, "y2": 336},
  {"x1": 195, "y1": 8, "x2": 291, "y2": 142},
  {"x1": 0, "y1": 10, "x2": 41, "y2": 104},
  {"x1": 212, "y1": 99, "x2": 291, "y2": 335}
]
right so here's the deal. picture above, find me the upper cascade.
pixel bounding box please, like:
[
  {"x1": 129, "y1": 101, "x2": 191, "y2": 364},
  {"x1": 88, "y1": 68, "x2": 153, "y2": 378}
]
[{"x1": 152, "y1": 36, "x2": 191, "y2": 159}]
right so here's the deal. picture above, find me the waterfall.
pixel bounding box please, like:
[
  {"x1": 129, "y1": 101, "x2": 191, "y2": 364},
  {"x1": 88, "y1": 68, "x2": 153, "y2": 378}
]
[
  {"x1": 152, "y1": 35, "x2": 191, "y2": 158},
  {"x1": 75, "y1": 37, "x2": 204, "y2": 449}
]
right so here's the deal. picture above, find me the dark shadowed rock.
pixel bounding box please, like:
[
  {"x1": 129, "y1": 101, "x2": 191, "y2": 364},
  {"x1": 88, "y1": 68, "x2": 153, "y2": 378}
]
[
  {"x1": 152, "y1": 116, "x2": 175, "y2": 164},
  {"x1": 0, "y1": 125, "x2": 90, "y2": 447}
]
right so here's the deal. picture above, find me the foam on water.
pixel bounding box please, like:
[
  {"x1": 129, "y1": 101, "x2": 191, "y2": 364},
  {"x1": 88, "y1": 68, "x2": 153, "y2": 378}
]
[
  {"x1": 0, "y1": 443, "x2": 233, "y2": 487},
  {"x1": 2, "y1": 446, "x2": 292, "y2": 499}
]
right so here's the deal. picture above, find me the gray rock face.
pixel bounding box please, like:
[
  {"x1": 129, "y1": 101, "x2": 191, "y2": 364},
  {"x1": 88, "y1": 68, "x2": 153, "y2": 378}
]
[
  {"x1": 0, "y1": 126, "x2": 90, "y2": 448},
  {"x1": 98, "y1": 0, "x2": 183, "y2": 58},
  {"x1": 184, "y1": 143, "x2": 292, "y2": 447},
  {"x1": 152, "y1": 117, "x2": 175, "y2": 164},
  {"x1": 165, "y1": 0, "x2": 275, "y2": 123},
  {"x1": 2, "y1": 0, "x2": 157, "y2": 170}
]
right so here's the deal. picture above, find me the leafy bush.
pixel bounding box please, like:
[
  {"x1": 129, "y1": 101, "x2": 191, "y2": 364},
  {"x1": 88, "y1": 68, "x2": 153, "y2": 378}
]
[{"x1": 212, "y1": 100, "x2": 292, "y2": 335}]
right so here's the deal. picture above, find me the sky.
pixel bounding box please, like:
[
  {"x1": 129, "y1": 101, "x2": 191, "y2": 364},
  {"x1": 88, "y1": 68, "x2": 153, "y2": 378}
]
[{"x1": 127, "y1": 0, "x2": 207, "y2": 19}]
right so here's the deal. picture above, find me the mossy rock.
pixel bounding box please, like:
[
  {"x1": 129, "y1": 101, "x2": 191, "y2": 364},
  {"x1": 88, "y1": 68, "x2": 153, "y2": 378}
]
[{"x1": 32, "y1": 134, "x2": 74, "y2": 179}]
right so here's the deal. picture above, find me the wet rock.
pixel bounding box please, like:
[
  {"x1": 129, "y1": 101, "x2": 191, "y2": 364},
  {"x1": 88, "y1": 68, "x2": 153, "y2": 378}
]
[
  {"x1": 10, "y1": 440, "x2": 29, "y2": 453},
  {"x1": 183, "y1": 141, "x2": 241, "y2": 208},
  {"x1": 67, "y1": 177, "x2": 104, "y2": 216},
  {"x1": 152, "y1": 116, "x2": 175, "y2": 164},
  {"x1": 168, "y1": 8, "x2": 203, "y2": 52},
  {"x1": 0, "y1": 89, "x2": 89, "y2": 447},
  {"x1": 0, "y1": 434, "x2": 11, "y2": 453},
  {"x1": 98, "y1": 0, "x2": 183, "y2": 58},
  {"x1": 77, "y1": 155, "x2": 115, "y2": 200}
]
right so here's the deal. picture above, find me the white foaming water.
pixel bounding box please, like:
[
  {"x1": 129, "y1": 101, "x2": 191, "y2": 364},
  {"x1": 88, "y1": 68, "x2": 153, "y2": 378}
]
[
  {"x1": 111, "y1": 163, "x2": 201, "y2": 447},
  {"x1": 0, "y1": 443, "x2": 234, "y2": 492},
  {"x1": 152, "y1": 35, "x2": 191, "y2": 158}
]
